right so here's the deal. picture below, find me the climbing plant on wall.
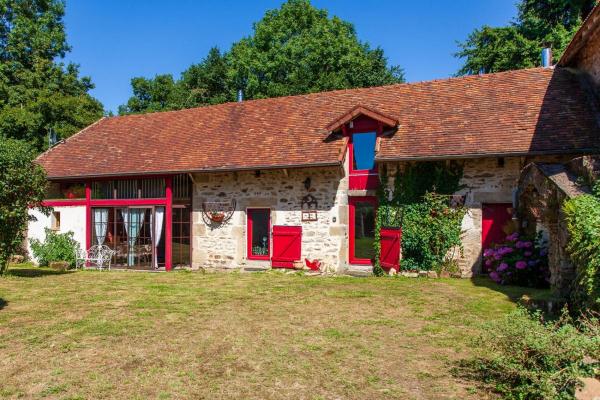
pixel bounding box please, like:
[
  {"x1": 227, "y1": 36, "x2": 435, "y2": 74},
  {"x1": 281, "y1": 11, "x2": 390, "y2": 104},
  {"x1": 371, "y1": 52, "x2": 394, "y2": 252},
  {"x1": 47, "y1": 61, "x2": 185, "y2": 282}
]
[
  {"x1": 374, "y1": 161, "x2": 466, "y2": 275},
  {"x1": 563, "y1": 179, "x2": 600, "y2": 313}
]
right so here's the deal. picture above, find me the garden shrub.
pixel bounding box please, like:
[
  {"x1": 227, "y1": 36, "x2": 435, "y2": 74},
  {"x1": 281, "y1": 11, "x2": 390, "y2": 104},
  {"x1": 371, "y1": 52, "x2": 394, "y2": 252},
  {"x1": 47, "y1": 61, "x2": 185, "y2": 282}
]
[
  {"x1": 29, "y1": 228, "x2": 80, "y2": 268},
  {"x1": 563, "y1": 187, "x2": 600, "y2": 313},
  {"x1": 483, "y1": 232, "x2": 550, "y2": 288},
  {"x1": 400, "y1": 193, "x2": 465, "y2": 271},
  {"x1": 466, "y1": 307, "x2": 600, "y2": 400},
  {"x1": 0, "y1": 139, "x2": 47, "y2": 274},
  {"x1": 374, "y1": 162, "x2": 466, "y2": 273}
]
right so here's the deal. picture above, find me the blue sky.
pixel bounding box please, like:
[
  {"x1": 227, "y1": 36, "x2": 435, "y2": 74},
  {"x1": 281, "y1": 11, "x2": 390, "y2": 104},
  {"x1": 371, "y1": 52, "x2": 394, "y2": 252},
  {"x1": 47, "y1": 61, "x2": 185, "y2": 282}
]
[{"x1": 64, "y1": 1, "x2": 518, "y2": 113}]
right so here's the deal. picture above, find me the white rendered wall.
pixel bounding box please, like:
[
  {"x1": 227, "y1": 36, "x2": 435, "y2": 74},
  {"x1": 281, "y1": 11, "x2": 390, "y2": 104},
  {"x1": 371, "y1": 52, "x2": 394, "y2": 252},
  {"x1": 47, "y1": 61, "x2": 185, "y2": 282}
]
[{"x1": 27, "y1": 206, "x2": 86, "y2": 263}]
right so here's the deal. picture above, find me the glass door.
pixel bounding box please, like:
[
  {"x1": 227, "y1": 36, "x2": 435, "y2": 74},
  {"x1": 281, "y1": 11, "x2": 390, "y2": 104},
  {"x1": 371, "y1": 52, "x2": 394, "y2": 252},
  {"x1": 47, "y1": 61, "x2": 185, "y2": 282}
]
[
  {"x1": 349, "y1": 197, "x2": 377, "y2": 265},
  {"x1": 92, "y1": 207, "x2": 160, "y2": 269}
]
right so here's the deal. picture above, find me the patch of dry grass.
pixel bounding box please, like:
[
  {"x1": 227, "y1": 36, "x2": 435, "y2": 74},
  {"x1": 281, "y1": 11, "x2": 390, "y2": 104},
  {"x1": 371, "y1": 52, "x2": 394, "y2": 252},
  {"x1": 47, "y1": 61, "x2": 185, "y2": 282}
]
[{"x1": 0, "y1": 265, "x2": 548, "y2": 399}]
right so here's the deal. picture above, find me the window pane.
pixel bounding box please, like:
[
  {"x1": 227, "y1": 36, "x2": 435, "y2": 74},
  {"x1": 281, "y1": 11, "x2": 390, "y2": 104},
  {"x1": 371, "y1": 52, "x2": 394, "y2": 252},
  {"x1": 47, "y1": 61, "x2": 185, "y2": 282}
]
[
  {"x1": 140, "y1": 178, "x2": 165, "y2": 198},
  {"x1": 116, "y1": 180, "x2": 138, "y2": 199},
  {"x1": 92, "y1": 181, "x2": 114, "y2": 199},
  {"x1": 353, "y1": 202, "x2": 375, "y2": 260},
  {"x1": 250, "y1": 209, "x2": 270, "y2": 256},
  {"x1": 352, "y1": 132, "x2": 376, "y2": 170},
  {"x1": 45, "y1": 181, "x2": 86, "y2": 199}
]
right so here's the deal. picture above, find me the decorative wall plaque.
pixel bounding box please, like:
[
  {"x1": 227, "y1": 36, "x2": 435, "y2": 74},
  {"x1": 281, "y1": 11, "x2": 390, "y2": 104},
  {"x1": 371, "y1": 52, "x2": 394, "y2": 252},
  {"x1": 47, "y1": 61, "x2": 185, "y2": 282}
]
[{"x1": 301, "y1": 194, "x2": 318, "y2": 222}]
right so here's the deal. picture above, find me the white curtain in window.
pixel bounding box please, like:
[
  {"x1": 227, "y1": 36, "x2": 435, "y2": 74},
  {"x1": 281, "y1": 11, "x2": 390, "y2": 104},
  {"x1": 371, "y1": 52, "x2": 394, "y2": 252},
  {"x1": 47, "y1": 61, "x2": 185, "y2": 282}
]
[
  {"x1": 94, "y1": 208, "x2": 109, "y2": 245},
  {"x1": 121, "y1": 208, "x2": 145, "y2": 266},
  {"x1": 150, "y1": 207, "x2": 164, "y2": 268}
]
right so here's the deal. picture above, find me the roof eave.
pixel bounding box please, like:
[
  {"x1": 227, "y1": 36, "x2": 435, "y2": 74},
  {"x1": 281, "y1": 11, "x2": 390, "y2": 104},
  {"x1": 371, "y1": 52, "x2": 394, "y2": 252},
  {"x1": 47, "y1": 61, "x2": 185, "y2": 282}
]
[
  {"x1": 44, "y1": 160, "x2": 343, "y2": 181},
  {"x1": 375, "y1": 148, "x2": 599, "y2": 163}
]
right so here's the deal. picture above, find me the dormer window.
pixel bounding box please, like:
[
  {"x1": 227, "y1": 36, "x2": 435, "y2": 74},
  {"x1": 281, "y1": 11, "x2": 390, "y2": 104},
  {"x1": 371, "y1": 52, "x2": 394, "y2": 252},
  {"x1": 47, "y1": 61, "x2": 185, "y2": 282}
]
[
  {"x1": 352, "y1": 132, "x2": 376, "y2": 171},
  {"x1": 325, "y1": 105, "x2": 399, "y2": 191}
]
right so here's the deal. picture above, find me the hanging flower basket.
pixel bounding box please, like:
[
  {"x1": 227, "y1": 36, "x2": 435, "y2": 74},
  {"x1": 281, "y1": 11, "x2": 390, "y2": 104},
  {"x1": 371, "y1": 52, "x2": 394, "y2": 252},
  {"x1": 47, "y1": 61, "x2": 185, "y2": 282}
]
[
  {"x1": 201, "y1": 200, "x2": 236, "y2": 224},
  {"x1": 209, "y1": 212, "x2": 225, "y2": 223}
]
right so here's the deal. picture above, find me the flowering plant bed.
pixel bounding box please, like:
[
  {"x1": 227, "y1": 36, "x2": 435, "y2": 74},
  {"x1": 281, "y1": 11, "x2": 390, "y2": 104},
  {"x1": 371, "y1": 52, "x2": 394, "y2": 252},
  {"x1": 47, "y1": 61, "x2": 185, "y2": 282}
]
[{"x1": 483, "y1": 232, "x2": 549, "y2": 288}]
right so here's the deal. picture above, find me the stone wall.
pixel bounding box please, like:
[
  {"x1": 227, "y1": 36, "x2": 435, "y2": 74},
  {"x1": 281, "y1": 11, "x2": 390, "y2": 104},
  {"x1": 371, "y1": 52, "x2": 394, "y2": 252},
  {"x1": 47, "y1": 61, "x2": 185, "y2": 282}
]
[
  {"x1": 382, "y1": 155, "x2": 574, "y2": 277},
  {"x1": 191, "y1": 167, "x2": 349, "y2": 272},
  {"x1": 573, "y1": 21, "x2": 600, "y2": 88}
]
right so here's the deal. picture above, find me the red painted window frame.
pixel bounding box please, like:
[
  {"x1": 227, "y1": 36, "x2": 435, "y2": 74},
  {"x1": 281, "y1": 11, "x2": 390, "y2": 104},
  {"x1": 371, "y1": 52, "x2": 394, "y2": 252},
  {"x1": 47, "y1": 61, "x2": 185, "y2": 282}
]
[
  {"x1": 343, "y1": 117, "x2": 382, "y2": 191},
  {"x1": 348, "y1": 196, "x2": 378, "y2": 265},
  {"x1": 247, "y1": 208, "x2": 271, "y2": 261}
]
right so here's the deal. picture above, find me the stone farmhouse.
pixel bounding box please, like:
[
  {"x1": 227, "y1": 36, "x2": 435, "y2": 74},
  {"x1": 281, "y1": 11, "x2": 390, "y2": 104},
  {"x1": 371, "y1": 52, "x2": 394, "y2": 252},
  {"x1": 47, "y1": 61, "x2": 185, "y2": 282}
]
[{"x1": 29, "y1": 5, "x2": 600, "y2": 278}]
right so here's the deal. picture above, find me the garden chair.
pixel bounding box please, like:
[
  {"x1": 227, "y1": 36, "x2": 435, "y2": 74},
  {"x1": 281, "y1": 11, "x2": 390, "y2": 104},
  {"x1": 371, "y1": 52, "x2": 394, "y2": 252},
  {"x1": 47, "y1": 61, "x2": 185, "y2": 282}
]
[{"x1": 75, "y1": 245, "x2": 115, "y2": 270}]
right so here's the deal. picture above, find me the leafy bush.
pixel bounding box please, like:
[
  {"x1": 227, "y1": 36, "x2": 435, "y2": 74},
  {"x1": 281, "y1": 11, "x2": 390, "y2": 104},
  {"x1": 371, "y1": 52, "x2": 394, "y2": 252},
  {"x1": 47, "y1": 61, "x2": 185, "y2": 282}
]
[
  {"x1": 483, "y1": 232, "x2": 550, "y2": 288},
  {"x1": 0, "y1": 139, "x2": 47, "y2": 274},
  {"x1": 465, "y1": 307, "x2": 600, "y2": 400},
  {"x1": 400, "y1": 193, "x2": 465, "y2": 271},
  {"x1": 563, "y1": 191, "x2": 600, "y2": 313},
  {"x1": 29, "y1": 229, "x2": 80, "y2": 268}
]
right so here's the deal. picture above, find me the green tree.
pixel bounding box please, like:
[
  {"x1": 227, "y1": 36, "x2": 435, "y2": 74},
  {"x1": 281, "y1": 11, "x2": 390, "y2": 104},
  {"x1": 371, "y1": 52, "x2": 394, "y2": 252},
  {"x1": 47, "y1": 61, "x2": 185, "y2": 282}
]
[
  {"x1": 0, "y1": 0, "x2": 103, "y2": 151},
  {"x1": 456, "y1": 0, "x2": 597, "y2": 75},
  {"x1": 119, "y1": 0, "x2": 403, "y2": 114},
  {"x1": 0, "y1": 139, "x2": 48, "y2": 275},
  {"x1": 227, "y1": 0, "x2": 403, "y2": 100}
]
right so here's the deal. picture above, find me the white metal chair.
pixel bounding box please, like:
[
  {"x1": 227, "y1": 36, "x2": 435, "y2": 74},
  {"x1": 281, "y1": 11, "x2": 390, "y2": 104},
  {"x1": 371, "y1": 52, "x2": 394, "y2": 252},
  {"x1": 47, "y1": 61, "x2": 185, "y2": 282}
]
[{"x1": 76, "y1": 245, "x2": 115, "y2": 270}]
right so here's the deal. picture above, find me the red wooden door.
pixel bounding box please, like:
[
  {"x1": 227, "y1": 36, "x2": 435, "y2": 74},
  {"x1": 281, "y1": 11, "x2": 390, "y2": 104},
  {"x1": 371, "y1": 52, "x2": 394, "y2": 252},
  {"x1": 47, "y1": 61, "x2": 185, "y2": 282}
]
[
  {"x1": 482, "y1": 203, "x2": 513, "y2": 251},
  {"x1": 271, "y1": 225, "x2": 302, "y2": 268},
  {"x1": 380, "y1": 228, "x2": 401, "y2": 271}
]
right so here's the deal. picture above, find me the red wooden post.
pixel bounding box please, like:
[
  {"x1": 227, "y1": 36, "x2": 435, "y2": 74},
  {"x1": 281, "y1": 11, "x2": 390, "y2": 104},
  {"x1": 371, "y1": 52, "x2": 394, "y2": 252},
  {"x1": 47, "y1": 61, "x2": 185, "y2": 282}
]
[
  {"x1": 165, "y1": 177, "x2": 173, "y2": 271},
  {"x1": 85, "y1": 181, "x2": 92, "y2": 250}
]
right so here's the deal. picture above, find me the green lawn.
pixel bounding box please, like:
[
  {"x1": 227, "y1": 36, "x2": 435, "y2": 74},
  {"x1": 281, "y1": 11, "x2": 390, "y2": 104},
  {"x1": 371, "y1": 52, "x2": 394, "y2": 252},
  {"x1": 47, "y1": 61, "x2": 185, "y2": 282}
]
[{"x1": 0, "y1": 264, "x2": 549, "y2": 399}]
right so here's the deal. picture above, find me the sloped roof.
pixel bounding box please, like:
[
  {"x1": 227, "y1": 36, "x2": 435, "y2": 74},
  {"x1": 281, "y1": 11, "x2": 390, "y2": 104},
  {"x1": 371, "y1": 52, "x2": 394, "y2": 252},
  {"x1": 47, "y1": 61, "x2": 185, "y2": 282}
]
[
  {"x1": 558, "y1": 4, "x2": 600, "y2": 67},
  {"x1": 38, "y1": 67, "x2": 600, "y2": 179}
]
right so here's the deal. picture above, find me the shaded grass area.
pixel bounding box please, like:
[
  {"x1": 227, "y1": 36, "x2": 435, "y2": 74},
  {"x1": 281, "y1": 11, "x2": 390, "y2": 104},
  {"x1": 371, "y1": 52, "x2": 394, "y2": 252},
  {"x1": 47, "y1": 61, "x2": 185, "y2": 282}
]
[{"x1": 0, "y1": 264, "x2": 549, "y2": 399}]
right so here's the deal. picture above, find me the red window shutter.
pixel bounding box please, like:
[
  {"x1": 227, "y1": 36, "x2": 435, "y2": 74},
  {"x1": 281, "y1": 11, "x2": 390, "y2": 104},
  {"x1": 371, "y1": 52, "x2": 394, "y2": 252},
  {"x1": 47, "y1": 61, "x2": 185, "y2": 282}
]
[
  {"x1": 271, "y1": 226, "x2": 302, "y2": 268},
  {"x1": 380, "y1": 228, "x2": 401, "y2": 271}
]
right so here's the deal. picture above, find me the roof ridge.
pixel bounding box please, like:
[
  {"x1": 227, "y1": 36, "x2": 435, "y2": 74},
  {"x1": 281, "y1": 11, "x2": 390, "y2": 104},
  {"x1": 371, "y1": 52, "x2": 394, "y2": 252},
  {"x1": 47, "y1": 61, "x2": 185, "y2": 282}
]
[{"x1": 110, "y1": 67, "x2": 552, "y2": 120}]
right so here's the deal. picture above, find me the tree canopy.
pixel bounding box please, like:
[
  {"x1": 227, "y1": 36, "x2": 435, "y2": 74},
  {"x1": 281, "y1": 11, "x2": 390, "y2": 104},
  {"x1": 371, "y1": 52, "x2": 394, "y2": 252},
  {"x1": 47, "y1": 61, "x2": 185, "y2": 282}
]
[
  {"x1": 0, "y1": 0, "x2": 103, "y2": 151},
  {"x1": 0, "y1": 139, "x2": 47, "y2": 274},
  {"x1": 119, "y1": 0, "x2": 404, "y2": 115},
  {"x1": 456, "y1": 0, "x2": 597, "y2": 75}
]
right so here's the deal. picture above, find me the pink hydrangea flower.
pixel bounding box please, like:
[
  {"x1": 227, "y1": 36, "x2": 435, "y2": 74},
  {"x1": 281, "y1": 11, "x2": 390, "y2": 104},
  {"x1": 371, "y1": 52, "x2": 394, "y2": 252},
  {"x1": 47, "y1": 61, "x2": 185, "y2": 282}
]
[
  {"x1": 485, "y1": 259, "x2": 493, "y2": 267},
  {"x1": 483, "y1": 248, "x2": 494, "y2": 258},
  {"x1": 515, "y1": 261, "x2": 527, "y2": 270},
  {"x1": 506, "y1": 232, "x2": 519, "y2": 241},
  {"x1": 497, "y1": 263, "x2": 509, "y2": 272},
  {"x1": 523, "y1": 241, "x2": 533, "y2": 248},
  {"x1": 516, "y1": 241, "x2": 525, "y2": 249},
  {"x1": 524, "y1": 251, "x2": 532, "y2": 257},
  {"x1": 489, "y1": 271, "x2": 501, "y2": 283}
]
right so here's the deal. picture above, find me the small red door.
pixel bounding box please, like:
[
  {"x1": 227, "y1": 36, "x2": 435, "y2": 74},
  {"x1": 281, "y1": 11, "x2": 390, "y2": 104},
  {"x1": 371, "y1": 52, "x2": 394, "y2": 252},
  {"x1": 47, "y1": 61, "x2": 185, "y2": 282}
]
[
  {"x1": 271, "y1": 226, "x2": 302, "y2": 268},
  {"x1": 380, "y1": 228, "x2": 401, "y2": 271},
  {"x1": 482, "y1": 203, "x2": 513, "y2": 252}
]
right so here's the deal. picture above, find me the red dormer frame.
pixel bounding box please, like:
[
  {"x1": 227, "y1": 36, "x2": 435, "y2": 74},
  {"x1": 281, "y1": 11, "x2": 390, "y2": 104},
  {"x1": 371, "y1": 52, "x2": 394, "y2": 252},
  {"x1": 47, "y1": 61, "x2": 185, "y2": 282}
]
[
  {"x1": 344, "y1": 119, "x2": 381, "y2": 190},
  {"x1": 328, "y1": 105, "x2": 398, "y2": 191}
]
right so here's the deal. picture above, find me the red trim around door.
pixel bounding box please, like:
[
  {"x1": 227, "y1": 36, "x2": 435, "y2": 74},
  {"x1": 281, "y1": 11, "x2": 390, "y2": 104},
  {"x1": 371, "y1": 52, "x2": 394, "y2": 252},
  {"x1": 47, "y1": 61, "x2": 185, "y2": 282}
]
[
  {"x1": 348, "y1": 196, "x2": 377, "y2": 265},
  {"x1": 247, "y1": 208, "x2": 271, "y2": 261},
  {"x1": 85, "y1": 182, "x2": 92, "y2": 251},
  {"x1": 165, "y1": 177, "x2": 173, "y2": 271}
]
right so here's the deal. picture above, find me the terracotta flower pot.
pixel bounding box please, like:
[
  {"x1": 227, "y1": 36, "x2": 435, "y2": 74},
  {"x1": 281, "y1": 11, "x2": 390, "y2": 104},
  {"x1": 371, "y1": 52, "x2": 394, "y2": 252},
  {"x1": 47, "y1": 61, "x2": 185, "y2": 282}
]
[{"x1": 210, "y1": 213, "x2": 225, "y2": 223}]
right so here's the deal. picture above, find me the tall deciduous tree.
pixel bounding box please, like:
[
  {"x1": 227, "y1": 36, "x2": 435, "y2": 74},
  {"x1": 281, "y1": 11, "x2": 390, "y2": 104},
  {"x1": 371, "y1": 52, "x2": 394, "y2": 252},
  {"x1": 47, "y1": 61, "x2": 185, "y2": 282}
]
[
  {"x1": 0, "y1": 0, "x2": 103, "y2": 151},
  {"x1": 0, "y1": 139, "x2": 47, "y2": 274},
  {"x1": 456, "y1": 0, "x2": 597, "y2": 75},
  {"x1": 119, "y1": 0, "x2": 403, "y2": 114}
]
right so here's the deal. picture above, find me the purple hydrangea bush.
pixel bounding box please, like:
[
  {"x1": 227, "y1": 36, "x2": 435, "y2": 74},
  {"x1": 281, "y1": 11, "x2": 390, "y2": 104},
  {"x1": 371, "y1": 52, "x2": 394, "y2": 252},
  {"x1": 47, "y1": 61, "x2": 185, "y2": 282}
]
[{"x1": 483, "y1": 232, "x2": 549, "y2": 287}]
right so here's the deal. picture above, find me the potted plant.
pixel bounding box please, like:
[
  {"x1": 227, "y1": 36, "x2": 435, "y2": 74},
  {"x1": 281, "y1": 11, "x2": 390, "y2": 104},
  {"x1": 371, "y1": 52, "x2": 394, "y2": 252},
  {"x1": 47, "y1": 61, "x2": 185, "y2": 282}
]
[{"x1": 209, "y1": 212, "x2": 225, "y2": 223}]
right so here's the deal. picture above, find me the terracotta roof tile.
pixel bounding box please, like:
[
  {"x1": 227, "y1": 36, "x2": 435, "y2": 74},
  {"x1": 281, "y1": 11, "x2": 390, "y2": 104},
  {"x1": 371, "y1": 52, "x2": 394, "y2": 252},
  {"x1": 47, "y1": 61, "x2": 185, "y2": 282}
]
[{"x1": 38, "y1": 67, "x2": 600, "y2": 179}]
